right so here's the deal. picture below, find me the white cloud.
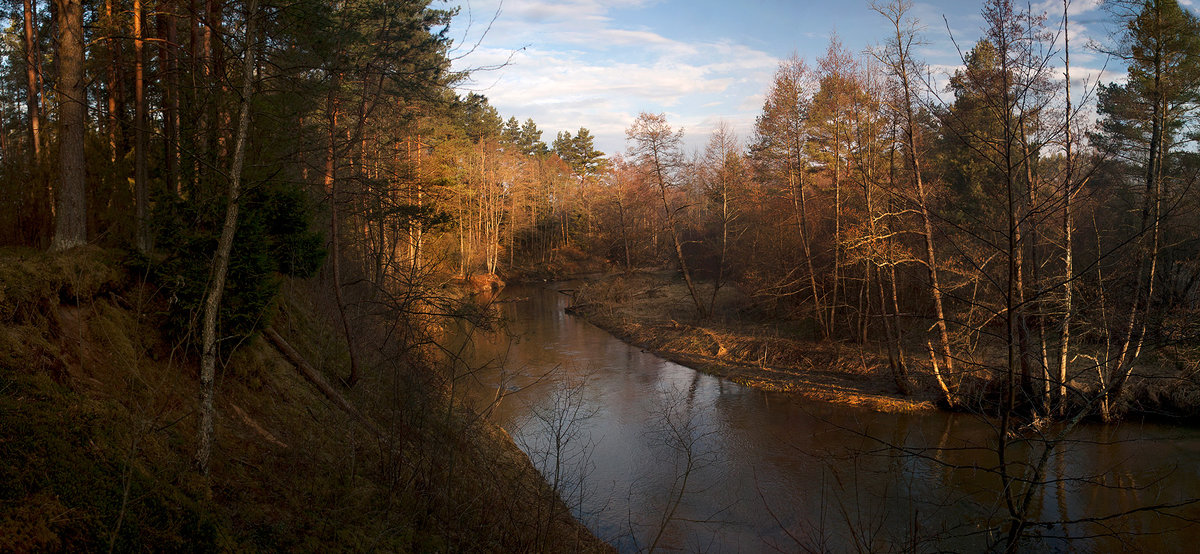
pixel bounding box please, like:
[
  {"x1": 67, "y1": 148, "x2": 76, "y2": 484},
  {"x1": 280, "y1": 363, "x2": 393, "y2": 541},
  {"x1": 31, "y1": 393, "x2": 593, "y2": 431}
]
[
  {"x1": 448, "y1": 0, "x2": 1129, "y2": 156},
  {"x1": 448, "y1": 0, "x2": 782, "y2": 154},
  {"x1": 1031, "y1": 0, "x2": 1104, "y2": 19}
]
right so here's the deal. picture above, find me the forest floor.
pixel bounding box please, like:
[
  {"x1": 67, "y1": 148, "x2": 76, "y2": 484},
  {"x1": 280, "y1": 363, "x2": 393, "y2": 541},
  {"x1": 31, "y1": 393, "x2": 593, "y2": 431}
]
[
  {"x1": 0, "y1": 247, "x2": 610, "y2": 552},
  {"x1": 564, "y1": 270, "x2": 943, "y2": 414}
]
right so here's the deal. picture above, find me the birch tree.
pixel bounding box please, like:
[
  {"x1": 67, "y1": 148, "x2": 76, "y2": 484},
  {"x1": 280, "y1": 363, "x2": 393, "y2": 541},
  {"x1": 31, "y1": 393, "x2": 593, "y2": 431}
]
[
  {"x1": 872, "y1": 0, "x2": 956, "y2": 403},
  {"x1": 195, "y1": 0, "x2": 259, "y2": 477}
]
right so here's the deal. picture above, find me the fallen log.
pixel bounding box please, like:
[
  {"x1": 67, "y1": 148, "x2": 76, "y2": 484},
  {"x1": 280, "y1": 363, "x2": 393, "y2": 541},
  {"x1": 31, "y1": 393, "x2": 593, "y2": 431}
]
[{"x1": 263, "y1": 326, "x2": 383, "y2": 438}]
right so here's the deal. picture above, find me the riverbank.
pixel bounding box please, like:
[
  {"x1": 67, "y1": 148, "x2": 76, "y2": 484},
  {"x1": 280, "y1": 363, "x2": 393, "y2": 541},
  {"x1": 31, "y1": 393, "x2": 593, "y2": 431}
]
[
  {"x1": 0, "y1": 248, "x2": 609, "y2": 551},
  {"x1": 564, "y1": 271, "x2": 941, "y2": 413},
  {"x1": 564, "y1": 271, "x2": 1200, "y2": 422}
]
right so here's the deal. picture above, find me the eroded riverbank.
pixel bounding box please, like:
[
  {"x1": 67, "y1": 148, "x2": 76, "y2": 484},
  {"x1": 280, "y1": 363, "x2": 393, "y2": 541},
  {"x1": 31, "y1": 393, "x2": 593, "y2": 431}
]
[{"x1": 563, "y1": 271, "x2": 941, "y2": 413}]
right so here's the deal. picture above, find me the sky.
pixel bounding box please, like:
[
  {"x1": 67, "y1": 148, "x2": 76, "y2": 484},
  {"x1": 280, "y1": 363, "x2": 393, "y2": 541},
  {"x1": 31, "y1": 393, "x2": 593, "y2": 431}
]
[{"x1": 443, "y1": 0, "x2": 1157, "y2": 156}]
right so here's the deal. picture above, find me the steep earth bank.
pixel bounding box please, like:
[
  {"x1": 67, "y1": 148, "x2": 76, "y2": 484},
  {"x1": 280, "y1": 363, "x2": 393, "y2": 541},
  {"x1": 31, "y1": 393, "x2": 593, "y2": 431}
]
[{"x1": 0, "y1": 247, "x2": 609, "y2": 552}]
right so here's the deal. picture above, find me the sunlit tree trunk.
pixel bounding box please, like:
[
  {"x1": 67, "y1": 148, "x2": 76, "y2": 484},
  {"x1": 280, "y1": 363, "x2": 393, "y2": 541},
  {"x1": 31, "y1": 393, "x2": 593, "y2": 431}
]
[
  {"x1": 1057, "y1": 0, "x2": 1075, "y2": 413},
  {"x1": 876, "y1": 1, "x2": 955, "y2": 394},
  {"x1": 105, "y1": 0, "x2": 121, "y2": 162},
  {"x1": 23, "y1": 0, "x2": 42, "y2": 160},
  {"x1": 134, "y1": 0, "x2": 150, "y2": 252},
  {"x1": 324, "y1": 79, "x2": 361, "y2": 388},
  {"x1": 410, "y1": 133, "x2": 425, "y2": 272}
]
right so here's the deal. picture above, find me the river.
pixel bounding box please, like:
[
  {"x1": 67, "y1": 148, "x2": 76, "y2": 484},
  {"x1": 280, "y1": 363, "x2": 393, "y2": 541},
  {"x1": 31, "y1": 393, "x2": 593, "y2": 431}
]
[{"x1": 449, "y1": 283, "x2": 1200, "y2": 551}]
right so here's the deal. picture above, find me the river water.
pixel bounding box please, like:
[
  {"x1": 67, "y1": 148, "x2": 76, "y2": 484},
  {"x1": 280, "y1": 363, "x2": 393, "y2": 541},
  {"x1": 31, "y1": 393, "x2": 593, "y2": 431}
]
[{"x1": 450, "y1": 283, "x2": 1200, "y2": 552}]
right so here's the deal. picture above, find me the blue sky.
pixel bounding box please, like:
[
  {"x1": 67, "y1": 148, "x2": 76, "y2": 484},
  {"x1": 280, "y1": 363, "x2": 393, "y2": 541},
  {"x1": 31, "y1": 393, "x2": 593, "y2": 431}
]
[{"x1": 444, "y1": 0, "x2": 1145, "y2": 155}]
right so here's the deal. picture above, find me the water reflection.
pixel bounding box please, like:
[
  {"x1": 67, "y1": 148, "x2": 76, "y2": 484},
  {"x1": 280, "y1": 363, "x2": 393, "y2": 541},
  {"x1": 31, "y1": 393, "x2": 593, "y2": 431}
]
[{"x1": 449, "y1": 284, "x2": 1200, "y2": 551}]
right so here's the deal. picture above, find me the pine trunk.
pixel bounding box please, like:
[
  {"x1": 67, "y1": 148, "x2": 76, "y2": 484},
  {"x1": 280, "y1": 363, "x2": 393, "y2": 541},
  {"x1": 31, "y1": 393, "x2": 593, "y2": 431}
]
[
  {"x1": 23, "y1": 0, "x2": 41, "y2": 160},
  {"x1": 134, "y1": 0, "x2": 150, "y2": 252},
  {"x1": 51, "y1": 0, "x2": 87, "y2": 251}
]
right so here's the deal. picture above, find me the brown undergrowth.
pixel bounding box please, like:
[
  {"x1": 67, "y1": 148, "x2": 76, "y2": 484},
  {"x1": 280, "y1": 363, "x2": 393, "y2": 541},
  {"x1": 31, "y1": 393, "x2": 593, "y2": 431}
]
[
  {"x1": 566, "y1": 271, "x2": 939, "y2": 414},
  {"x1": 0, "y1": 247, "x2": 609, "y2": 552}
]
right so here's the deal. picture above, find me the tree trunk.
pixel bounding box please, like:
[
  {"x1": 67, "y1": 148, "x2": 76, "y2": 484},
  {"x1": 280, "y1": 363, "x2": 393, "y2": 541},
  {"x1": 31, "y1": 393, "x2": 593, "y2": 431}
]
[
  {"x1": 0, "y1": 99, "x2": 7, "y2": 157},
  {"x1": 1109, "y1": 59, "x2": 1166, "y2": 405},
  {"x1": 791, "y1": 169, "x2": 826, "y2": 339},
  {"x1": 196, "y1": 0, "x2": 257, "y2": 477},
  {"x1": 911, "y1": 135, "x2": 954, "y2": 385},
  {"x1": 134, "y1": 0, "x2": 150, "y2": 252},
  {"x1": 656, "y1": 169, "x2": 704, "y2": 317},
  {"x1": 616, "y1": 195, "x2": 631, "y2": 271},
  {"x1": 208, "y1": 0, "x2": 227, "y2": 161},
  {"x1": 830, "y1": 121, "x2": 842, "y2": 337},
  {"x1": 871, "y1": 143, "x2": 907, "y2": 392},
  {"x1": 158, "y1": 3, "x2": 181, "y2": 196},
  {"x1": 23, "y1": 0, "x2": 42, "y2": 160},
  {"x1": 325, "y1": 82, "x2": 361, "y2": 388},
  {"x1": 51, "y1": 0, "x2": 87, "y2": 251},
  {"x1": 876, "y1": 0, "x2": 954, "y2": 397},
  {"x1": 1058, "y1": 3, "x2": 1074, "y2": 413},
  {"x1": 105, "y1": 0, "x2": 119, "y2": 162},
  {"x1": 1020, "y1": 131, "x2": 1049, "y2": 412},
  {"x1": 264, "y1": 327, "x2": 382, "y2": 437},
  {"x1": 878, "y1": 265, "x2": 908, "y2": 394},
  {"x1": 709, "y1": 170, "x2": 729, "y2": 315}
]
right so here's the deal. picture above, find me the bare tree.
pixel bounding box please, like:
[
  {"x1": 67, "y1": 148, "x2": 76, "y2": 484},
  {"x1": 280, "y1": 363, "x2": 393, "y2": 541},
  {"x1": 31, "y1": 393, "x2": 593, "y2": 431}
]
[
  {"x1": 627, "y1": 112, "x2": 707, "y2": 317},
  {"x1": 872, "y1": 0, "x2": 956, "y2": 403},
  {"x1": 1056, "y1": 0, "x2": 1076, "y2": 415},
  {"x1": 753, "y1": 56, "x2": 828, "y2": 337},
  {"x1": 195, "y1": 0, "x2": 259, "y2": 477},
  {"x1": 700, "y1": 122, "x2": 744, "y2": 315}
]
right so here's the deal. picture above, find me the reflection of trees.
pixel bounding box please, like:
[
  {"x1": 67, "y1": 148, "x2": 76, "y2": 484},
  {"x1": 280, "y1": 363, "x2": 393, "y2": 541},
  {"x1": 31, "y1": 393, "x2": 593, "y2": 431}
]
[
  {"x1": 751, "y1": 407, "x2": 1200, "y2": 550},
  {"x1": 629, "y1": 385, "x2": 728, "y2": 553},
  {"x1": 516, "y1": 372, "x2": 604, "y2": 551},
  {"x1": 456, "y1": 286, "x2": 1200, "y2": 551}
]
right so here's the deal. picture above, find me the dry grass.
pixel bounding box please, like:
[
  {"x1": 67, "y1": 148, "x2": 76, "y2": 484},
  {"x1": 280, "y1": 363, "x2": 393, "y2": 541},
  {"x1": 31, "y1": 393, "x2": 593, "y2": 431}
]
[
  {"x1": 568, "y1": 271, "x2": 939, "y2": 414},
  {"x1": 569, "y1": 271, "x2": 1200, "y2": 421}
]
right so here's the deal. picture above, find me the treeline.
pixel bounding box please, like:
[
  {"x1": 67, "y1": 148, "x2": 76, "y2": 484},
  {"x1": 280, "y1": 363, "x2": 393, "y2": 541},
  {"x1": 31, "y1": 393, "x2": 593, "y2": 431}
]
[
  {"x1": 0, "y1": 0, "x2": 615, "y2": 479},
  {"x1": 0, "y1": 0, "x2": 610, "y2": 272},
  {"x1": 584, "y1": 0, "x2": 1200, "y2": 422}
]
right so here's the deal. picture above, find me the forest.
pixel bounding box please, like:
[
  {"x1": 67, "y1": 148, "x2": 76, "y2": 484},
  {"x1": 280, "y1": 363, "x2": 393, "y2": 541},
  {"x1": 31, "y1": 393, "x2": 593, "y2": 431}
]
[{"x1": 2, "y1": 0, "x2": 1200, "y2": 549}]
